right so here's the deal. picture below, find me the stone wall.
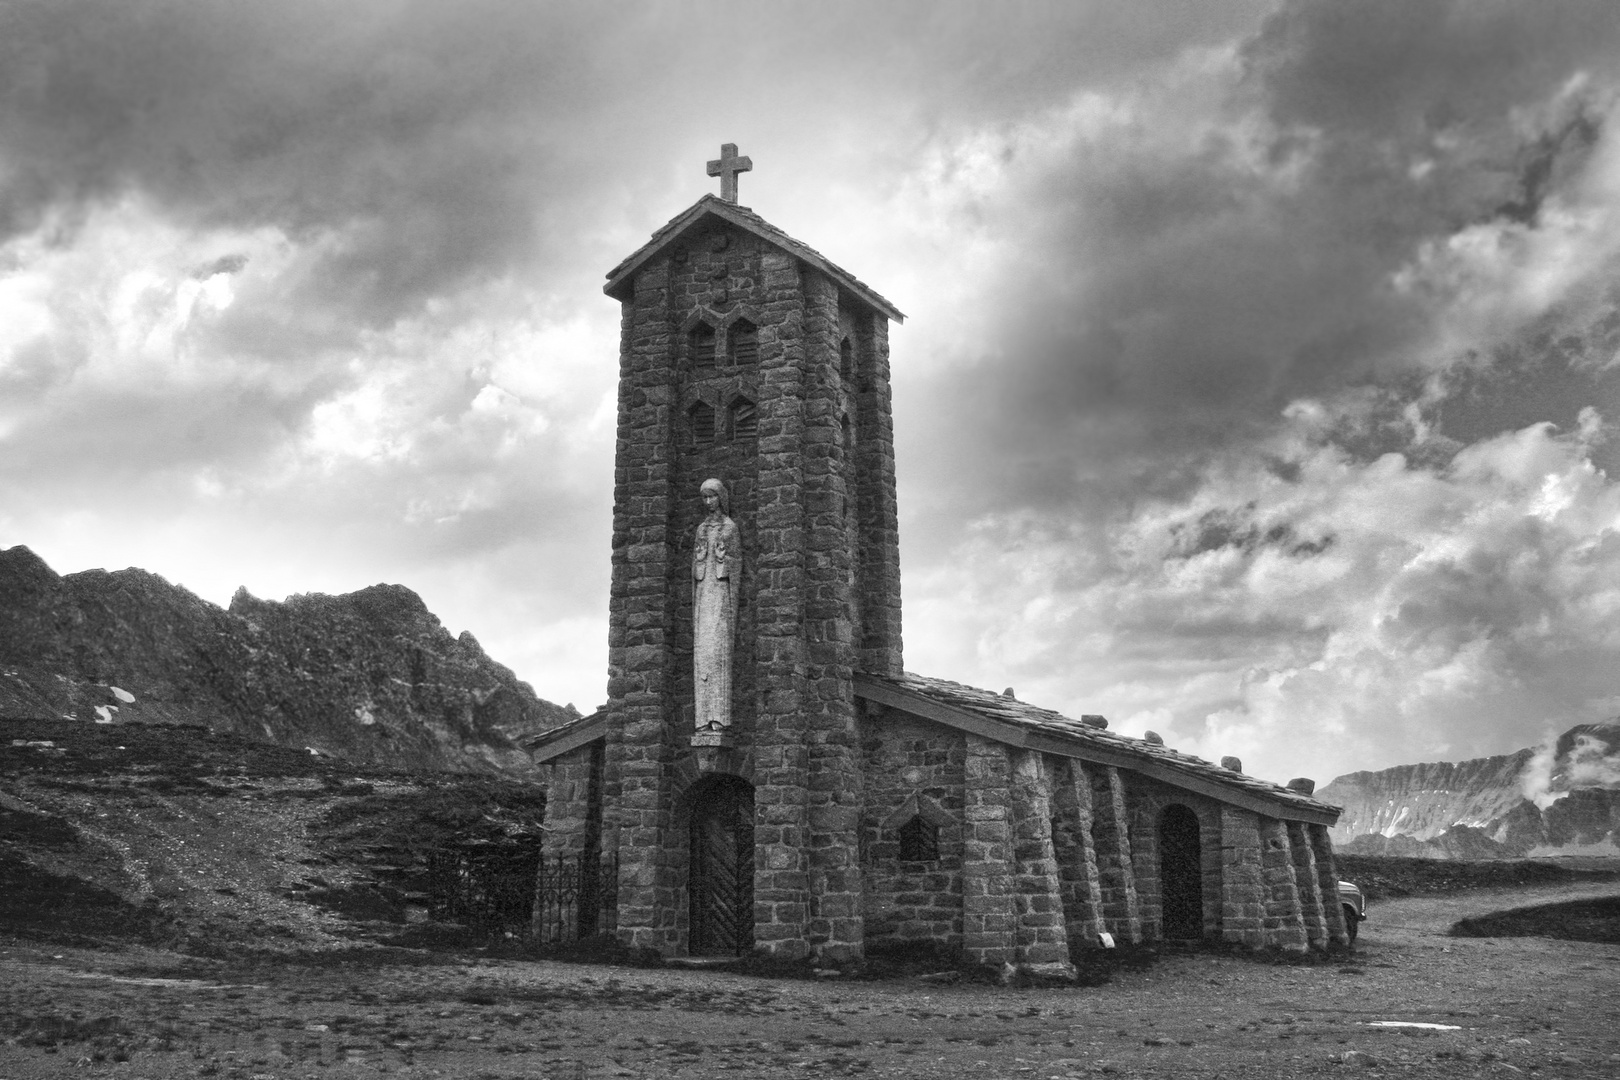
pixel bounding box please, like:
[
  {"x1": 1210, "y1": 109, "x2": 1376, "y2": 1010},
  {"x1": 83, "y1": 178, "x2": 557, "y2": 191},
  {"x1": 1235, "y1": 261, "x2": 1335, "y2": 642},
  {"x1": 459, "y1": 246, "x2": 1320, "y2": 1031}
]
[
  {"x1": 1309, "y1": 822, "x2": 1352, "y2": 946},
  {"x1": 1050, "y1": 759, "x2": 1107, "y2": 948},
  {"x1": 1259, "y1": 816, "x2": 1309, "y2": 951},
  {"x1": 1089, "y1": 765, "x2": 1143, "y2": 944},
  {"x1": 1008, "y1": 751, "x2": 1071, "y2": 971},
  {"x1": 1121, "y1": 776, "x2": 1224, "y2": 942},
  {"x1": 1219, "y1": 806, "x2": 1266, "y2": 947},
  {"x1": 604, "y1": 255, "x2": 683, "y2": 952},
  {"x1": 961, "y1": 736, "x2": 1015, "y2": 966},
  {"x1": 859, "y1": 707, "x2": 966, "y2": 950},
  {"x1": 534, "y1": 739, "x2": 604, "y2": 942}
]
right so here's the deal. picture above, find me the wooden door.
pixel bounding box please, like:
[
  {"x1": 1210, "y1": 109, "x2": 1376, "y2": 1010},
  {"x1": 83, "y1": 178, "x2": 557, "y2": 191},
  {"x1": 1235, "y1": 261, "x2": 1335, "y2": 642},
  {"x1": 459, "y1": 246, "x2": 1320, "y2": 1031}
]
[{"x1": 688, "y1": 777, "x2": 755, "y2": 956}]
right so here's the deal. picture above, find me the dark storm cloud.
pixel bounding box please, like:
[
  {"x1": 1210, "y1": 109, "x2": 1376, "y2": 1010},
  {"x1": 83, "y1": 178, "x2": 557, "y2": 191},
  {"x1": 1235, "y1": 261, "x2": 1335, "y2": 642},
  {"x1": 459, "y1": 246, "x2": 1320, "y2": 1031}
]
[
  {"x1": 0, "y1": 0, "x2": 1281, "y2": 363},
  {"x1": 1247, "y1": 0, "x2": 1620, "y2": 138},
  {"x1": 906, "y1": 0, "x2": 1620, "y2": 523},
  {"x1": 0, "y1": 0, "x2": 621, "y2": 330}
]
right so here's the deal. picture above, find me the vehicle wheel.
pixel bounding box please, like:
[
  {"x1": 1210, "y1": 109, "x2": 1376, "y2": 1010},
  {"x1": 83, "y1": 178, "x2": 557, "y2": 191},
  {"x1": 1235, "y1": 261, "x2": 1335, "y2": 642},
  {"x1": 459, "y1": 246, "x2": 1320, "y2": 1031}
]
[{"x1": 1343, "y1": 905, "x2": 1359, "y2": 944}]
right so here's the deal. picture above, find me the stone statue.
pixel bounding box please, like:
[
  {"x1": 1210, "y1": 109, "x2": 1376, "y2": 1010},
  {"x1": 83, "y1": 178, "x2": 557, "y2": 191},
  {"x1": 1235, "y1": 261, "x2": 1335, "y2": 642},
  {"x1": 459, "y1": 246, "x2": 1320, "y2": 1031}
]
[{"x1": 693, "y1": 478, "x2": 739, "y2": 730}]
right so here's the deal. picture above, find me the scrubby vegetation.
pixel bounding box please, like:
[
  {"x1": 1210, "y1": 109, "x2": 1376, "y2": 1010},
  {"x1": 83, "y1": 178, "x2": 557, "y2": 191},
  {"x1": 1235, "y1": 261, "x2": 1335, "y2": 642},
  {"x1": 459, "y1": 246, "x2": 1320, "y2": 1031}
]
[
  {"x1": 1450, "y1": 896, "x2": 1620, "y2": 945},
  {"x1": 1336, "y1": 854, "x2": 1618, "y2": 901}
]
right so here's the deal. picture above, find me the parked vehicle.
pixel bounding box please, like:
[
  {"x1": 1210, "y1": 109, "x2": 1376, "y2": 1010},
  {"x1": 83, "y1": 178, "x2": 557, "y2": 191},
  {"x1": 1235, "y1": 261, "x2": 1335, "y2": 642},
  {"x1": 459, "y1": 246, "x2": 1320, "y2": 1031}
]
[{"x1": 1337, "y1": 879, "x2": 1367, "y2": 943}]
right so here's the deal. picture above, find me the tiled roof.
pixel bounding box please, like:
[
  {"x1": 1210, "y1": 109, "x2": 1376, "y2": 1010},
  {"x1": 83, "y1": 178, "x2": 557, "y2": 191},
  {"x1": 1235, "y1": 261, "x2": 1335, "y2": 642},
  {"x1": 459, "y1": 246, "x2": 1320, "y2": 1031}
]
[
  {"x1": 856, "y1": 671, "x2": 1341, "y2": 824},
  {"x1": 603, "y1": 195, "x2": 904, "y2": 323}
]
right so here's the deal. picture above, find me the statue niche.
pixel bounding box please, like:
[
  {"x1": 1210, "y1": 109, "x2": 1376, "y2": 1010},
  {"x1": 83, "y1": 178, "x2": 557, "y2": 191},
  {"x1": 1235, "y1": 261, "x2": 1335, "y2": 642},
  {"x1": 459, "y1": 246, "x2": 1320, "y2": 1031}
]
[{"x1": 693, "y1": 478, "x2": 739, "y2": 732}]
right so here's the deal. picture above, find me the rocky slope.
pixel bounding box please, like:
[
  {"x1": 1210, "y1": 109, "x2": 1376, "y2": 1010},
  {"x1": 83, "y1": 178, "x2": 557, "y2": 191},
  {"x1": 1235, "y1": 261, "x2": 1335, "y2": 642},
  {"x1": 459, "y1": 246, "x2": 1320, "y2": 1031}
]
[
  {"x1": 1, "y1": 716, "x2": 548, "y2": 953},
  {"x1": 1320, "y1": 720, "x2": 1620, "y2": 858},
  {"x1": 0, "y1": 545, "x2": 578, "y2": 776}
]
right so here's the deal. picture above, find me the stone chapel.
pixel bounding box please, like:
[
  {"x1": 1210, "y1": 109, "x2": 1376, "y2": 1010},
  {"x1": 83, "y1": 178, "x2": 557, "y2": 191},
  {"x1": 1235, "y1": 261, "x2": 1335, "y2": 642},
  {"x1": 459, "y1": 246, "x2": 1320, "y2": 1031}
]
[{"x1": 528, "y1": 145, "x2": 1349, "y2": 972}]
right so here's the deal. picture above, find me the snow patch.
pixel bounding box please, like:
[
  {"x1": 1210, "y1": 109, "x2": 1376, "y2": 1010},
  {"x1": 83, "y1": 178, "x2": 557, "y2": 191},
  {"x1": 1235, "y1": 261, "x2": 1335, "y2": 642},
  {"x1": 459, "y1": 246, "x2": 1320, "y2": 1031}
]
[
  {"x1": 93, "y1": 705, "x2": 118, "y2": 724},
  {"x1": 108, "y1": 686, "x2": 136, "y2": 703}
]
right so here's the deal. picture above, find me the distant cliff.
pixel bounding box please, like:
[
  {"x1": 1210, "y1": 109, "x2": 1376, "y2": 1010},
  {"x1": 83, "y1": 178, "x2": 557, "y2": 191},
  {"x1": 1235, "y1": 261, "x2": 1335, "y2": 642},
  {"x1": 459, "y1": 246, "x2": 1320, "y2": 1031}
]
[
  {"x1": 1320, "y1": 720, "x2": 1620, "y2": 858},
  {"x1": 0, "y1": 545, "x2": 577, "y2": 775}
]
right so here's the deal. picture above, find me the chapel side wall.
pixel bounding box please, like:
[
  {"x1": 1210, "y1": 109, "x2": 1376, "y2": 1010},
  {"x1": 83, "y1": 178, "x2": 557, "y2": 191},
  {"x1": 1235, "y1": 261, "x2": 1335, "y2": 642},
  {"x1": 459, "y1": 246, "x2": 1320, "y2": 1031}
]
[{"x1": 858, "y1": 708, "x2": 966, "y2": 951}]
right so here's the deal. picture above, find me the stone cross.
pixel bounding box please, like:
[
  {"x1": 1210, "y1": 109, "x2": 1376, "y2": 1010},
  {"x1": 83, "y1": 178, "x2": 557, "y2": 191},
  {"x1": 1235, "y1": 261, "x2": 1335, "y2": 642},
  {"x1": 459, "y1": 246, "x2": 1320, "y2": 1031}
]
[{"x1": 707, "y1": 143, "x2": 752, "y2": 204}]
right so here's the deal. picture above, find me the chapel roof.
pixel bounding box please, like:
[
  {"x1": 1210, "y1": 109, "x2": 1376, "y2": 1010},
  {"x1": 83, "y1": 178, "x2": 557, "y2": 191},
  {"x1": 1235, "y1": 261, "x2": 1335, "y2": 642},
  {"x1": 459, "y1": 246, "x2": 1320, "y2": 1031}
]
[
  {"x1": 855, "y1": 671, "x2": 1342, "y2": 825},
  {"x1": 604, "y1": 194, "x2": 905, "y2": 323},
  {"x1": 525, "y1": 673, "x2": 1340, "y2": 824}
]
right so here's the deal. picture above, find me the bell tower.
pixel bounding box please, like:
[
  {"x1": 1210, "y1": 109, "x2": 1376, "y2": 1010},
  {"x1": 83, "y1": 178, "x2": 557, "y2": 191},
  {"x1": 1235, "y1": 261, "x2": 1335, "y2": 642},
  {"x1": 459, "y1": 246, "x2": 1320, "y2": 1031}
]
[{"x1": 595, "y1": 146, "x2": 904, "y2": 959}]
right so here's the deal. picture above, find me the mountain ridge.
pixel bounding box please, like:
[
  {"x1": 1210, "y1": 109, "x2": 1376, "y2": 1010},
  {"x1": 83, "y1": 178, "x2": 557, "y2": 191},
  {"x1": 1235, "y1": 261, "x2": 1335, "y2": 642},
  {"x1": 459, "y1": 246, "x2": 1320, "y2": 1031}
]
[
  {"x1": 0, "y1": 544, "x2": 576, "y2": 776},
  {"x1": 1320, "y1": 719, "x2": 1620, "y2": 858}
]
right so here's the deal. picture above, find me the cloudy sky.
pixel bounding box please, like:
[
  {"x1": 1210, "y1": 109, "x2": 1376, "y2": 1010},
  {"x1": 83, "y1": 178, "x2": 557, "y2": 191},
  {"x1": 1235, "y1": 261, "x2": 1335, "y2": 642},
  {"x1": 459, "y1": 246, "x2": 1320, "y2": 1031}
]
[{"x1": 3, "y1": 0, "x2": 1619, "y2": 784}]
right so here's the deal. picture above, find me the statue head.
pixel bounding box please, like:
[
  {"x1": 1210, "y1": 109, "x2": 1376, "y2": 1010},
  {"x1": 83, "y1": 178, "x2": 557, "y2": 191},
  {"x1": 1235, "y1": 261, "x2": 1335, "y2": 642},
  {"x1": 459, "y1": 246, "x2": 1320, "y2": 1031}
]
[{"x1": 700, "y1": 477, "x2": 729, "y2": 515}]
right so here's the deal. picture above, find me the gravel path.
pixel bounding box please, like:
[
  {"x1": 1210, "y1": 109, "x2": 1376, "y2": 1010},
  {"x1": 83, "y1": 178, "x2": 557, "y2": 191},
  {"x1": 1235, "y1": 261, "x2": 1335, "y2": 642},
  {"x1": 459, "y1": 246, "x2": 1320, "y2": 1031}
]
[{"x1": 2, "y1": 881, "x2": 1618, "y2": 1079}]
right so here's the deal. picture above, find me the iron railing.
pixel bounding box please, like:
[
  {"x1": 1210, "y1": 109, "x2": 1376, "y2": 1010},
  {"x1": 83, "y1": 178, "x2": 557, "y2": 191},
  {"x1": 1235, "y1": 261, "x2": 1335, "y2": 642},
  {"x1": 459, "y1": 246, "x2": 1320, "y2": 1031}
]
[{"x1": 532, "y1": 850, "x2": 620, "y2": 944}]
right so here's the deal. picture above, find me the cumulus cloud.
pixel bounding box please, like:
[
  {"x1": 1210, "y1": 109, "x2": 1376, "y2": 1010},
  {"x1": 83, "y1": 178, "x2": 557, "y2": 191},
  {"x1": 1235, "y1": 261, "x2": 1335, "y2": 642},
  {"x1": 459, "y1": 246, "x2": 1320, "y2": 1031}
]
[{"x1": 911, "y1": 394, "x2": 1620, "y2": 781}]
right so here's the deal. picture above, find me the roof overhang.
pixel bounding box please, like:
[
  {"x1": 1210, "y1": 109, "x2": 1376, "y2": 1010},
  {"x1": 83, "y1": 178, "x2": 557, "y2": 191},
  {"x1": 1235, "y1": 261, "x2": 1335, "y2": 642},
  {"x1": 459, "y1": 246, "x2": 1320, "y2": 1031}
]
[{"x1": 525, "y1": 709, "x2": 610, "y2": 763}]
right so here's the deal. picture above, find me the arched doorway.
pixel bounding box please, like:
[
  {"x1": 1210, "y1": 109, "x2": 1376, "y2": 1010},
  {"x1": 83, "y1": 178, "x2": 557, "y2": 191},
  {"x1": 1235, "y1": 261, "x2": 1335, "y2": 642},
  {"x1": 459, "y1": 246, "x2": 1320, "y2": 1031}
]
[
  {"x1": 1158, "y1": 804, "x2": 1204, "y2": 940},
  {"x1": 688, "y1": 775, "x2": 755, "y2": 956}
]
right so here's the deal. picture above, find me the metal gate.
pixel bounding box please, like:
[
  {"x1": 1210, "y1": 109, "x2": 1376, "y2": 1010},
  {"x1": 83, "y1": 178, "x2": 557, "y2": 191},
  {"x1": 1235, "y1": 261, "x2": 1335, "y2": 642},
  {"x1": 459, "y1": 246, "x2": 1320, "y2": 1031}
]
[{"x1": 688, "y1": 776, "x2": 755, "y2": 956}]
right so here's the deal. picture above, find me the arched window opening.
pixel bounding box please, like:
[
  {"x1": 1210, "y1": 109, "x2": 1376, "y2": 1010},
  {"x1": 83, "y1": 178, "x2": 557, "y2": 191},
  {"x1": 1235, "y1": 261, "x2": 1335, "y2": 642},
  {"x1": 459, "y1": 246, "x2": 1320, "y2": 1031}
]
[
  {"x1": 730, "y1": 320, "x2": 759, "y2": 367},
  {"x1": 839, "y1": 337, "x2": 854, "y2": 386},
  {"x1": 897, "y1": 815, "x2": 940, "y2": 862},
  {"x1": 690, "y1": 323, "x2": 716, "y2": 371},
  {"x1": 728, "y1": 397, "x2": 758, "y2": 441},
  {"x1": 689, "y1": 401, "x2": 715, "y2": 447}
]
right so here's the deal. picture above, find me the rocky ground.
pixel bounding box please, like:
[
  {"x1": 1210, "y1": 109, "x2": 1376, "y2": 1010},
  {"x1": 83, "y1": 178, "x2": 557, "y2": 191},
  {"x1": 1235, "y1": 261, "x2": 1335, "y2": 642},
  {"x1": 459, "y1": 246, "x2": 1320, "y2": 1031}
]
[{"x1": 2, "y1": 879, "x2": 1617, "y2": 1080}]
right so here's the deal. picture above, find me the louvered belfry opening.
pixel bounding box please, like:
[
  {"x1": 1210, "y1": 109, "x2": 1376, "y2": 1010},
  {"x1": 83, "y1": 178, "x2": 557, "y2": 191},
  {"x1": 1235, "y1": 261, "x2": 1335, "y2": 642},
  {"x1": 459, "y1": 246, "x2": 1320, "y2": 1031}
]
[
  {"x1": 689, "y1": 400, "x2": 715, "y2": 447},
  {"x1": 690, "y1": 323, "x2": 716, "y2": 370},
  {"x1": 728, "y1": 396, "x2": 757, "y2": 441},
  {"x1": 1159, "y1": 803, "x2": 1204, "y2": 940},
  {"x1": 730, "y1": 319, "x2": 758, "y2": 366},
  {"x1": 688, "y1": 775, "x2": 756, "y2": 956}
]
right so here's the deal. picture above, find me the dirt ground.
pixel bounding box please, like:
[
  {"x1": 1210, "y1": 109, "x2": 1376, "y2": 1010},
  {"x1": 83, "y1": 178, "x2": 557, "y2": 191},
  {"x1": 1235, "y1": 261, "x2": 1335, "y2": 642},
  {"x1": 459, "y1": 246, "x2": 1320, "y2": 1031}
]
[{"x1": 3, "y1": 880, "x2": 1618, "y2": 1080}]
